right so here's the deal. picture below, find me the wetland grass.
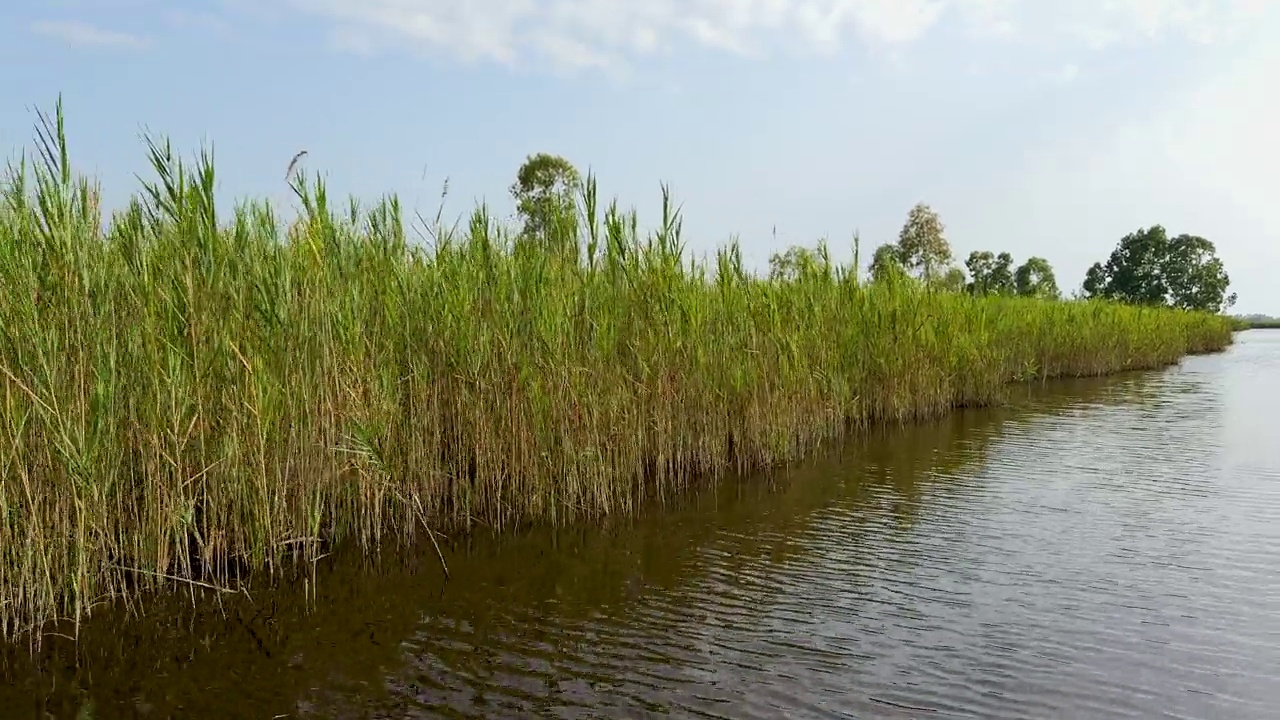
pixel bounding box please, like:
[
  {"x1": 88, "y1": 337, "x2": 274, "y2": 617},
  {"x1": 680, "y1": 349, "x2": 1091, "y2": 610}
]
[{"x1": 0, "y1": 106, "x2": 1234, "y2": 642}]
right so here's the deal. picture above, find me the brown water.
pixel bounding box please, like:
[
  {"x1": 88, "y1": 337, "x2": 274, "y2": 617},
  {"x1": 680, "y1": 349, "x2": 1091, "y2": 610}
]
[{"x1": 5, "y1": 331, "x2": 1279, "y2": 720}]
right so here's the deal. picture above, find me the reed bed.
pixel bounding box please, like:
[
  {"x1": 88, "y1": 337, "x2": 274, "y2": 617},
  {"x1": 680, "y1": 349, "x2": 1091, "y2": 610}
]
[{"x1": 0, "y1": 107, "x2": 1233, "y2": 641}]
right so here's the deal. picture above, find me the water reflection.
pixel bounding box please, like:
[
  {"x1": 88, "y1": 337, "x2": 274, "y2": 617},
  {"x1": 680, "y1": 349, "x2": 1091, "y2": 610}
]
[{"x1": 4, "y1": 333, "x2": 1280, "y2": 719}]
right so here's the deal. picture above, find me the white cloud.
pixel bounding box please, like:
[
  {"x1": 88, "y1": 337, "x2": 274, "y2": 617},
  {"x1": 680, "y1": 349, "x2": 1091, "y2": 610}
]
[
  {"x1": 1053, "y1": 62, "x2": 1080, "y2": 84},
  {"x1": 31, "y1": 20, "x2": 148, "y2": 49},
  {"x1": 280, "y1": 0, "x2": 1269, "y2": 69}
]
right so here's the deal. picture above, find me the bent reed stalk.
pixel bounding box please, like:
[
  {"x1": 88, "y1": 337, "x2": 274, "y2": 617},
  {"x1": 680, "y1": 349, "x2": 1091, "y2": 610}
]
[{"x1": 0, "y1": 104, "x2": 1233, "y2": 642}]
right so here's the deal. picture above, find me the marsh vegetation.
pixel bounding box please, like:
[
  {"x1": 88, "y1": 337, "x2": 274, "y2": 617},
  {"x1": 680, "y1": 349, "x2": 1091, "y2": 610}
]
[{"x1": 0, "y1": 102, "x2": 1234, "y2": 642}]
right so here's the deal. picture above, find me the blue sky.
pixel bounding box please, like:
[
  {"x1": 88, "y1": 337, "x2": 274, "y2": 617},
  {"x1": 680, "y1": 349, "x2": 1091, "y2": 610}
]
[{"x1": 2, "y1": 0, "x2": 1277, "y2": 313}]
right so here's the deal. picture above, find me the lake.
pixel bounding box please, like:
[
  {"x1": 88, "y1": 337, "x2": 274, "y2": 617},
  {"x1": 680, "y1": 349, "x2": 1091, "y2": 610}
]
[{"x1": 5, "y1": 331, "x2": 1279, "y2": 719}]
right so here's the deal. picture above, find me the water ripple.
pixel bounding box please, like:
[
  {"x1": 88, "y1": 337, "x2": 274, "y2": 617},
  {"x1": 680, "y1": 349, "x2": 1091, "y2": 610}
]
[{"x1": 353, "y1": 333, "x2": 1280, "y2": 720}]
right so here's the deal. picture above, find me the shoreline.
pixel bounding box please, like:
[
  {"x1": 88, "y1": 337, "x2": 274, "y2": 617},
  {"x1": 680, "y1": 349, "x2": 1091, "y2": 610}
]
[
  {"x1": 1, "y1": 350, "x2": 1230, "y2": 657},
  {"x1": 0, "y1": 277, "x2": 1233, "y2": 645},
  {"x1": 0, "y1": 120, "x2": 1236, "y2": 643}
]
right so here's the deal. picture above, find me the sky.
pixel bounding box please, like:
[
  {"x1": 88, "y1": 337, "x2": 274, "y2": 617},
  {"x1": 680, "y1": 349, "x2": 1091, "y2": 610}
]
[{"x1": 1, "y1": 0, "x2": 1277, "y2": 313}]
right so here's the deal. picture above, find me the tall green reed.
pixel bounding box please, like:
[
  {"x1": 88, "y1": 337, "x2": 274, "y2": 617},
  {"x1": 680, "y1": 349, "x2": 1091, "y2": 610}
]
[{"x1": 0, "y1": 104, "x2": 1233, "y2": 642}]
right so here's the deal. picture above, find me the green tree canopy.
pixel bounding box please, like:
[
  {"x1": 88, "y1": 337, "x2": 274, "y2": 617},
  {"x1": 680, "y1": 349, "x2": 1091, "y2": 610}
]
[
  {"x1": 1082, "y1": 262, "x2": 1109, "y2": 299},
  {"x1": 510, "y1": 152, "x2": 582, "y2": 252},
  {"x1": 1164, "y1": 234, "x2": 1236, "y2": 312},
  {"x1": 938, "y1": 265, "x2": 968, "y2": 293},
  {"x1": 896, "y1": 202, "x2": 952, "y2": 283},
  {"x1": 869, "y1": 242, "x2": 908, "y2": 283},
  {"x1": 1082, "y1": 225, "x2": 1235, "y2": 313},
  {"x1": 769, "y1": 244, "x2": 830, "y2": 282},
  {"x1": 1014, "y1": 256, "x2": 1059, "y2": 299},
  {"x1": 965, "y1": 250, "x2": 1015, "y2": 296}
]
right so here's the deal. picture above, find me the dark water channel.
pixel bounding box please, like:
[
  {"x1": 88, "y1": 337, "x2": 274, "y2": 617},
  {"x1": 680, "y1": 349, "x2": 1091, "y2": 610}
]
[{"x1": 5, "y1": 332, "x2": 1280, "y2": 719}]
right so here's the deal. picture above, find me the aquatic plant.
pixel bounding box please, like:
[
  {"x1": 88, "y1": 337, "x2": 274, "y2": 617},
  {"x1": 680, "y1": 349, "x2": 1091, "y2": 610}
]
[{"x1": 0, "y1": 102, "x2": 1233, "y2": 642}]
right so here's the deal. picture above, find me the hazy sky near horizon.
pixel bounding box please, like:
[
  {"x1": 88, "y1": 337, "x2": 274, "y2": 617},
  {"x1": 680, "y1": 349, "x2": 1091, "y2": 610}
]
[{"x1": 2, "y1": 0, "x2": 1277, "y2": 312}]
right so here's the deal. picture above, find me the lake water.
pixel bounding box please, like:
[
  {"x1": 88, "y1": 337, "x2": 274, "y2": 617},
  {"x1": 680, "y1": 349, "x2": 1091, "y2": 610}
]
[{"x1": 5, "y1": 331, "x2": 1279, "y2": 719}]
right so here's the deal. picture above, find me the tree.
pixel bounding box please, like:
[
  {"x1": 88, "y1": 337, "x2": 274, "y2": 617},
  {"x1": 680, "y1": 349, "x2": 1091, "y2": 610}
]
[
  {"x1": 869, "y1": 242, "x2": 908, "y2": 283},
  {"x1": 510, "y1": 152, "x2": 582, "y2": 251},
  {"x1": 965, "y1": 251, "x2": 994, "y2": 295},
  {"x1": 965, "y1": 250, "x2": 1015, "y2": 296},
  {"x1": 769, "y1": 245, "x2": 820, "y2": 281},
  {"x1": 1014, "y1": 256, "x2": 1059, "y2": 299},
  {"x1": 1082, "y1": 262, "x2": 1108, "y2": 299},
  {"x1": 1164, "y1": 234, "x2": 1236, "y2": 313},
  {"x1": 1082, "y1": 225, "x2": 1235, "y2": 313},
  {"x1": 1083, "y1": 225, "x2": 1171, "y2": 306},
  {"x1": 939, "y1": 265, "x2": 968, "y2": 293},
  {"x1": 896, "y1": 202, "x2": 952, "y2": 283}
]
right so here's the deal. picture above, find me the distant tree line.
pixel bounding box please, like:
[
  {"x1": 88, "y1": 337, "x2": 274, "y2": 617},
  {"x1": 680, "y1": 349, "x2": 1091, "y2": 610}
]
[
  {"x1": 1081, "y1": 225, "x2": 1235, "y2": 314},
  {"x1": 861, "y1": 202, "x2": 1059, "y2": 300},
  {"x1": 803, "y1": 203, "x2": 1234, "y2": 314},
  {"x1": 508, "y1": 152, "x2": 1235, "y2": 314},
  {"x1": 1232, "y1": 314, "x2": 1280, "y2": 330}
]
